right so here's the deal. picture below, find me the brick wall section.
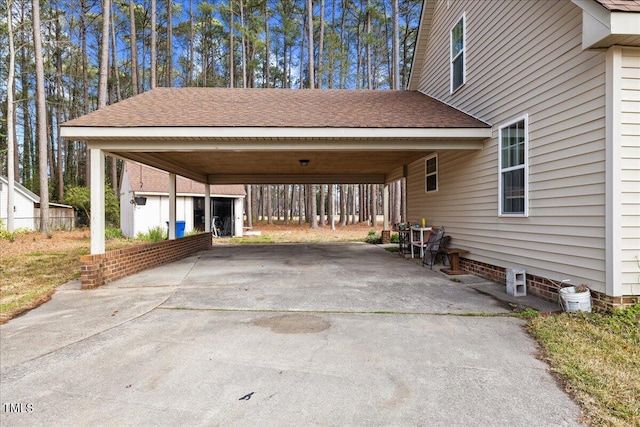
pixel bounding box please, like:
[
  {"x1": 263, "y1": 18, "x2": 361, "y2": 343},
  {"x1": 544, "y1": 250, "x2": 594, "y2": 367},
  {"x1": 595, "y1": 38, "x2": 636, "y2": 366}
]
[
  {"x1": 459, "y1": 257, "x2": 638, "y2": 312},
  {"x1": 80, "y1": 233, "x2": 211, "y2": 289}
]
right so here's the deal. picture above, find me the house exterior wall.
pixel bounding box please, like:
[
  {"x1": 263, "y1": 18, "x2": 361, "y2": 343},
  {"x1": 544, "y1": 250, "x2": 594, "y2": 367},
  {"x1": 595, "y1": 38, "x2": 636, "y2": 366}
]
[
  {"x1": 619, "y1": 47, "x2": 640, "y2": 297},
  {"x1": 128, "y1": 195, "x2": 191, "y2": 237},
  {"x1": 409, "y1": 0, "x2": 618, "y2": 296}
]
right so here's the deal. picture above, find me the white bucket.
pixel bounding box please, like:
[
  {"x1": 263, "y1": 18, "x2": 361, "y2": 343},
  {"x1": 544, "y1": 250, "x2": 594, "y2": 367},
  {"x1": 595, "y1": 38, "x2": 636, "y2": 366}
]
[{"x1": 559, "y1": 286, "x2": 592, "y2": 313}]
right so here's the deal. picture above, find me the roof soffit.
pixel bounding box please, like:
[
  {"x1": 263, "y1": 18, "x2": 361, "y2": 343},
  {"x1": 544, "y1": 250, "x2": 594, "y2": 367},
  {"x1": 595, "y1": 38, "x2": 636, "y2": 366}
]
[{"x1": 573, "y1": 0, "x2": 640, "y2": 49}]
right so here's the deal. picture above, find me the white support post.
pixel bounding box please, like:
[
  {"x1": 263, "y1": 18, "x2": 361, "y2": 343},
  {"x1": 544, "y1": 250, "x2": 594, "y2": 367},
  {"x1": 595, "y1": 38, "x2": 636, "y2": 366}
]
[
  {"x1": 234, "y1": 198, "x2": 244, "y2": 237},
  {"x1": 90, "y1": 148, "x2": 105, "y2": 254},
  {"x1": 168, "y1": 173, "x2": 176, "y2": 240},
  {"x1": 383, "y1": 183, "x2": 390, "y2": 232},
  {"x1": 204, "y1": 184, "x2": 211, "y2": 233}
]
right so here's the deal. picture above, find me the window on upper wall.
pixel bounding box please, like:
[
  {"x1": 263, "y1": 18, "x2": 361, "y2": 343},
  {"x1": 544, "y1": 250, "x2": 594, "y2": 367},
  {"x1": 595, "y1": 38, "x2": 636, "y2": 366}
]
[
  {"x1": 499, "y1": 116, "x2": 528, "y2": 216},
  {"x1": 425, "y1": 154, "x2": 438, "y2": 193},
  {"x1": 450, "y1": 15, "x2": 465, "y2": 93}
]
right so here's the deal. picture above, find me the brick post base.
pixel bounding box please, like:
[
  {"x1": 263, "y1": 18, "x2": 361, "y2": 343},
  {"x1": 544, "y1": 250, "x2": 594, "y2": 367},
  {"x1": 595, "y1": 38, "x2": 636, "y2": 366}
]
[{"x1": 381, "y1": 230, "x2": 391, "y2": 244}]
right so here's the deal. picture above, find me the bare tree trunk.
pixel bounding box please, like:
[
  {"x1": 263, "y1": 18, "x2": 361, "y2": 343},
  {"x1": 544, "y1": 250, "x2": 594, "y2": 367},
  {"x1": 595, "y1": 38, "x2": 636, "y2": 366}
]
[
  {"x1": 306, "y1": 0, "x2": 314, "y2": 88},
  {"x1": 55, "y1": 4, "x2": 64, "y2": 200},
  {"x1": 264, "y1": 0, "x2": 270, "y2": 87},
  {"x1": 349, "y1": 185, "x2": 356, "y2": 225},
  {"x1": 33, "y1": 0, "x2": 50, "y2": 234},
  {"x1": 310, "y1": 184, "x2": 318, "y2": 228},
  {"x1": 318, "y1": 0, "x2": 324, "y2": 88},
  {"x1": 6, "y1": 0, "x2": 16, "y2": 232},
  {"x1": 366, "y1": 0, "x2": 372, "y2": 90},
  {"x1": 328, "y1": 184, "x2": 335, "y2": 230},
  {"x1": 267, "y1": 185, "x2": 273, "y2": 224},
  {"x1": 111, "y1": 0, "x2": 121, "y2": 100},
  {"x1": 251, "y1": 184, "x2": 258, "y2": 223},
  {"x1": 392, "y1": 0, "x2": 400, "y2": 90},
  {"x1": 240, "y1": 0, "x2": 247, "y2": 88},
  {"x1": 229, "y1": 0, "x2": 234, "y2": 87},
  {"x1": 298, "y1": 185, "x2": 304, "y2": 225},
  {"x1": 189, "y1": 0, "x2": 194, "y2": 85},
  {"x1": 319, "y1": 184, "x2": 325, "y2": 227},
  {"x1": 371, "y1": 184, "x2": 378, "y2": 226},
  {"x1": 150, "y1": 0, "x2": 156, "y2": 89},
  {"x1": 98, "y1": 0, "x2": 111, "y2": 107},
  {"x1": 246, "y1": 184, "x2": 252, "y2": 228},
  {"x1": 359, "y1": 184, "x2": 364, "y2": 223},
  {"x1": 166, "y1": 0, "x2": 173, "y2": 86},
  {"x1": 129, "y1": 0, "x2": 139, "y2": 95},
  {"x1": 339, "y1": 184, "x2": 347, "y2": 226},
  {"x1": 81, "y1": 0, "x2": 91, "y2": 186}
]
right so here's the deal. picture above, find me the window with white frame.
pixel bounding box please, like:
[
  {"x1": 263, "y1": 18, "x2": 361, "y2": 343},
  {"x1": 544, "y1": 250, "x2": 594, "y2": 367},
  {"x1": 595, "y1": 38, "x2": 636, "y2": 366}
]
[
  {"x1": 425, "y1": 154, "x2": 438, "y2": 193},
  {"x1": 450, "y1": 15, "x2": 465, "y2": 93},
  {"x1": 499, "y1": 116, "x2": 528, "y2": 215}
]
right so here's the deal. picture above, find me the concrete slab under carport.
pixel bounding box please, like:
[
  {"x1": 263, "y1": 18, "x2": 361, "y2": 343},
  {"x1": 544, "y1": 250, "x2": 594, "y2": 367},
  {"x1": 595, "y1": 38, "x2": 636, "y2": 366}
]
[
  {"x1": 161, "y1": 243, "x2": 512, "y2": 314},
  {"x1": 0, "y1": 243, "x2": 583, "y2": 426}
]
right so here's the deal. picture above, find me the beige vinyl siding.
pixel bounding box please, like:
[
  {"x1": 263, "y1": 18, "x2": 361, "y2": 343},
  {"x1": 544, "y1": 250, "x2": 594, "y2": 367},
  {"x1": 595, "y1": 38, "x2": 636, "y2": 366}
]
[
  {"x1": 411, "y1": 0, "x2": 609, "y2": 292},
  {"x1": 620, "y1": 48, "x2": 640, "y2": 296}
]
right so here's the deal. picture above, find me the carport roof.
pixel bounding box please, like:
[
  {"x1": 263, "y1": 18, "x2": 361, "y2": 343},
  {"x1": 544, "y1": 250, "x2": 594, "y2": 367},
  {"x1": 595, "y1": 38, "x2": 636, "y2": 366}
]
[
  {"x1": 61, "y1": 88, "x2": 492, "y2": 185},
  {"x1": 63, "y1": 88, "x2": 487, "y2": 129}
]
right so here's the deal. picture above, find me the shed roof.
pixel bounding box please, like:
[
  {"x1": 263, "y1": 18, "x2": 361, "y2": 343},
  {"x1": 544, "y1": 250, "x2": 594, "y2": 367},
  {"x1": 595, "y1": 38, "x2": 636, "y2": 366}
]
[{"x1": 125, "y1": 162, "x2": 245, "y2": 196}]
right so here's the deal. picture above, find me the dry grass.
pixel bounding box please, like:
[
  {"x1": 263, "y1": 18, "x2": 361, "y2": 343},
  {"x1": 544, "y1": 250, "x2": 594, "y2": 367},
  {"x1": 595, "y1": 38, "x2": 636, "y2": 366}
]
[
  {"x1": 528, "y1": 307, "x2": 640, "y2": 427},
  {"x1": 0, "y1": 230, "x2": 136, "y2": 324},
  {"x1": 222, "y1": 221, "x2": 383, "y2": 244}
]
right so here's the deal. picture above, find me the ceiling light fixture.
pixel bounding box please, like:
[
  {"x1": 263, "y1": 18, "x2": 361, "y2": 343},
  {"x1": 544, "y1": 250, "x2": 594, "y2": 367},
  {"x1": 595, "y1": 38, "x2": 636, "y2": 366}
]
[{"x1": 299, "y1": 159, "x2": 310, "y2": 166}]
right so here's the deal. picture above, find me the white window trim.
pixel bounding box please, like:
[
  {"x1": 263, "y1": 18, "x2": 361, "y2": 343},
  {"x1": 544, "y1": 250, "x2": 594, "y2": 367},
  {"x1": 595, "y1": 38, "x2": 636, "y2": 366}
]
[
  {"x1": 498, "y1": 114, "x2": 529, "y2": 217},
  {"x1": 425, "y1": 153, "x2": 438, "y2": 193},
  {"x1": 450, "y1": 13, "x2": 466, "y2": 94}
]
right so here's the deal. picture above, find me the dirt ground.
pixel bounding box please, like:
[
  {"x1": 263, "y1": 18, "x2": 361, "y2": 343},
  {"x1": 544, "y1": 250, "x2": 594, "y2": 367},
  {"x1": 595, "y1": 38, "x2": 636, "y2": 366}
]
[
  {"x1": 0, "y1": 229, "x2": 93, "y2": 258},
  {"x1": 1, "y1": 222, "x2": 384, "y2": 257}
]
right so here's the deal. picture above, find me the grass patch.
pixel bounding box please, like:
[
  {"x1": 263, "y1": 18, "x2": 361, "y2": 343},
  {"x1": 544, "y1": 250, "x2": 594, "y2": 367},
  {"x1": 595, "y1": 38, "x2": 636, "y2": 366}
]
[
  {"x1": 228, "y1": 236, "x2": 275, "y2": 244},
  {"x1": 528, "y1": 305, "x2": 640, "y2": 426},
  {"x1": 385, "y1": 246, "x2": 399, "y2": 253},
  {"x1": 0, "y1": 232, "x2": 136, "y2": 324}
]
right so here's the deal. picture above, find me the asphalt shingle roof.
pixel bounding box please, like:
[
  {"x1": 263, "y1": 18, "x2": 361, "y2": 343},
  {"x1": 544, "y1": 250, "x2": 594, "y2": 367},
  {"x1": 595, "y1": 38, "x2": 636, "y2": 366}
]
[
  {"x1": 595, "y1": 0, "x2": 640, "y2": 11},
  {"x1": 126, "y1": 162, "x2": 246, "y2": 196},
  {"x1": 62, "y1": 88, "x2": 488, "y2": 129}
]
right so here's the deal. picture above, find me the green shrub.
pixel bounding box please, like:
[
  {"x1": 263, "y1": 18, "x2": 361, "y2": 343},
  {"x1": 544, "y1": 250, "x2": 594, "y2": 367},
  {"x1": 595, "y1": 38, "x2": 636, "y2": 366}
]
[
  {"x1": 136, "y1": 226, "x2": 167, "y2": 242},
  {"x1": 390, "y1": 233, "x2": 399, "y2": 243},
  {"x1": 63, "y1": 185, "x2": 120, "y2": 228},
  {"x1": 365, "y1": 230, "x2": 382, "y2": 244},
  {"x1": 105, "y1": 228, "x2": 124, "y2": 240}
]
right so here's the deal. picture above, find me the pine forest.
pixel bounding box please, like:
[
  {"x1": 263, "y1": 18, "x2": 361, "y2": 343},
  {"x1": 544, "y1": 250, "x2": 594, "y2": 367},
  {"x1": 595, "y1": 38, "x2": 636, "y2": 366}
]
[{"x1": 0, "y1": 0, "x2": 423, "y2": 232}]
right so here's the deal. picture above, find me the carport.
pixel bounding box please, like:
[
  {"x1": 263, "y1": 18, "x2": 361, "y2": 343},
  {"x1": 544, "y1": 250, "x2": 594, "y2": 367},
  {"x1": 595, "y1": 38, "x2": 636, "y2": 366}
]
[{"x1": 61, "y1": 88, "x2": 491, "y2": 256}]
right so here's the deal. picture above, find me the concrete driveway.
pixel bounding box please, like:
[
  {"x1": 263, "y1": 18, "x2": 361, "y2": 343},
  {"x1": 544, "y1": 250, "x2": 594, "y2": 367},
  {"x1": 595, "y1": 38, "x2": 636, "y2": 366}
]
[{"x1": 1, "y1": 243, "x2": 583, "y2": 426}]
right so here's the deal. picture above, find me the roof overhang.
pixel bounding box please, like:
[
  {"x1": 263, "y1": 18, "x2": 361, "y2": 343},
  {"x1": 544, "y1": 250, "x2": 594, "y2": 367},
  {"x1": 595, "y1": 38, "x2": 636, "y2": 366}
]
[
  {"x1": 573, "y1": 0, "x2": 640, "y2": 49},
  {"x1": 61, "y1": 126, "x2": 490, "y2": 185}
]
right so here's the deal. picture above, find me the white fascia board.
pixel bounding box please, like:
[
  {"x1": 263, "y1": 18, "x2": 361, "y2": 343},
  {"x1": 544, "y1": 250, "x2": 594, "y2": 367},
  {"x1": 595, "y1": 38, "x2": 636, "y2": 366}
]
[
  {"x1": 60, "y1": 126, "x2": 491, "y2": 141},
  {"x1": 611, "y1": 12, "x2": 640, "y2": 35}
]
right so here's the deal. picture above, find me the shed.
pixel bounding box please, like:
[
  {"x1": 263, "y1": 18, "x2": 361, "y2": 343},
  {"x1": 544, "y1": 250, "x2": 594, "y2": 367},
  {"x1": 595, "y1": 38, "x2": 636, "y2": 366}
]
[
  {"x1": 0, "y1": 176, "x2": 75, "y2": 231},
  {"x1": 120, "y1": 162, "x2": 246, "y2": 238}
]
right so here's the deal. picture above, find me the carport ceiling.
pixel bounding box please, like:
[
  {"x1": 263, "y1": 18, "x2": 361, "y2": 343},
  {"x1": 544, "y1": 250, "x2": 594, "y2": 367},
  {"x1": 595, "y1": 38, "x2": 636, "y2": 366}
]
[{"x1": 61, "y1": 88, "x2": 492, "y2": 184}]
